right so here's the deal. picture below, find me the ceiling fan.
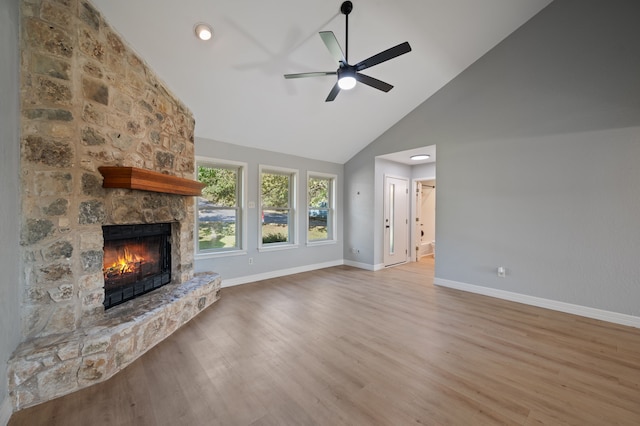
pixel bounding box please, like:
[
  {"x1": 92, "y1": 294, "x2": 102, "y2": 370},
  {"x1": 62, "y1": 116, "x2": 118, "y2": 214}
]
[{"x1": 284, "y1": 1, "x2": 412, "y2": 102}]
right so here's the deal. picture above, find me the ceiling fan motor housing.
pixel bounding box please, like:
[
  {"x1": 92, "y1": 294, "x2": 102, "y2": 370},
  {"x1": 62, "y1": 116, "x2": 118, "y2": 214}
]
[{"x1": 338, "y1": 65, "x2": 356, "y2": 80}]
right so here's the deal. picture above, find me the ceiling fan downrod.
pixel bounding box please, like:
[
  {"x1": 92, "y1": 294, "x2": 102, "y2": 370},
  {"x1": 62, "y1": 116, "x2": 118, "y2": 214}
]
[{"x1": 341, "y1": 1, "x2": 353, "y2": 63}]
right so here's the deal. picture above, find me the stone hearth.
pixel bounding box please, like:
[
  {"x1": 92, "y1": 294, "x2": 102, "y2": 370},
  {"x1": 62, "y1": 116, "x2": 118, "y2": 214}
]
[
  {"x1": 9, "y1": 273, "x2": 220, "y2": 409},
  {"x1": 9, "y1": 0, "x2": 220, "y2": 410}
]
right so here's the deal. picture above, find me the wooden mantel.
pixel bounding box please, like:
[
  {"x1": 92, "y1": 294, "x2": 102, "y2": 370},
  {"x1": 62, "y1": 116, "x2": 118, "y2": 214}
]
[{"x1": 98, "y1": 166, "x2": 205, "y2": 196}]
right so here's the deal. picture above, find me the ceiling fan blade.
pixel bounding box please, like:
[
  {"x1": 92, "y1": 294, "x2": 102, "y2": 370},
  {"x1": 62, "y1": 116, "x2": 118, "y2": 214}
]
[
  {"x1": 356, "y1": 73, "x2": 393, "y2": 92},
  {"x1": 284, "y1": 71, "x2": 337, "y2": 79},
  {"x1": 355, "y1": 42, "x2": 412, "y2": 71},
  {"x1": 325, "y1": 82, "x2": 341, "y2": 102},
  {"x1": 319, "y1": 31, "x2": 346, "y2": 65}
]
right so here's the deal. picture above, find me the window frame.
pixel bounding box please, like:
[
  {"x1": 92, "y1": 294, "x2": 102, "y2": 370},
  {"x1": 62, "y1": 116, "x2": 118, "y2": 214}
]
[
  {"x1": 306, "y1": 171, "x2": 337, "y2": 245},
  {"x1": 258, "y1": 165, "x2": 298, "y2": 251},
  {"x1": 195, "y1": 157, "x2": 247, "y2": 258}
]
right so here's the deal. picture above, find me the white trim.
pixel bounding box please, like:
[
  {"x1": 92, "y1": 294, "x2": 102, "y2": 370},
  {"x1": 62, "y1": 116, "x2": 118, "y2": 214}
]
[
  {"x1": 343, "y1": 259, "x2": 375, "y2": 271},
  {"x1": 373, "y1": 262, "x2": 386, "y2": 271},
  {"x1": 306, "y1": 171, "x2": 337, "y2": 244},
  {"x1": 0, "y1": 395, "x2": 12, "y2": 425},
  {"x1": 195, "y1": 250, "x2": 247, "y2": 260},
  {"x1": 434, "y1": 277, "x2": 640, "y2": 329},
  {"x1": 258, "y1": 164, "x2": 299, "y2": 175},
  {"x1": 195, "y1": 157, "x2": 248, "y2": 255},
  {"x1": 257, "y1": 244, "x2": 299, "y2": 253},
  {"x1": 342, "y1": 260, "x2": 386, "y2": 271},
  {"x1": 259, "y1": 164, "x2": 299, "y2": 249},
  {"x1": 306, "y1": 240, "x2": 337, "y2": 247},
  {"x1": 221, "y1": 260, "x2": 344, "y2": 287}
]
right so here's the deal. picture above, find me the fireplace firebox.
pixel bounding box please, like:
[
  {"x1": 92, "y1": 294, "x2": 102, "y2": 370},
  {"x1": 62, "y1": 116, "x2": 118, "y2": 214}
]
[{"x1": 102, "y1": 223, "x2": 172, "y2": 309}]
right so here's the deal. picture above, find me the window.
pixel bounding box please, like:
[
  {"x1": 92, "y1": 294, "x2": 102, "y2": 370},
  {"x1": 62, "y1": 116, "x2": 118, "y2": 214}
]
[
  {"x1": 307, "y1": 172, "x2": 336, "y2": 243},
  {"x1": 196, "y1": 159, "x2": 245, "y2": 255},
  {"x1": 260, "y1": 166, "x2": 297, "y2": 248}
]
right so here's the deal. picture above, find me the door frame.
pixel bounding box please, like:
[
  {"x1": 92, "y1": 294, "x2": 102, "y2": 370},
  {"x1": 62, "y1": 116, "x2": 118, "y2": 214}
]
[
  {"x1": 383, "y1": 174, "x2": 410, "y2": 267},
  {"x1": 411, "y1": 174, "x2": 436, "y2": 263}
]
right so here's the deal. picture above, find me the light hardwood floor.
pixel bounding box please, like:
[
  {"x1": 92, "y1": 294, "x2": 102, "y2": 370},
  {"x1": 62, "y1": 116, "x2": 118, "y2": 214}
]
[{"x1": 9, "y1": 258, "x2": 640, "y2": 425}]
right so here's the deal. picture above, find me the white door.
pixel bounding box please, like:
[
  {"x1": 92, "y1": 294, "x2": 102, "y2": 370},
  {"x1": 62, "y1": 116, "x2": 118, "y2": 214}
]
[{"x1": 384, "y1": 176, "x2": 409, "y2": 267}]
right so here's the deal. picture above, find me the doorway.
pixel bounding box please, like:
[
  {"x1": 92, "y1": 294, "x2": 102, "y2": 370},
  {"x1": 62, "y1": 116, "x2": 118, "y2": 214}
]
[
  {"x1": 376, "y1": 145, "x2": 435, "y2": 271},
  {"x1": 413, "y1": 179, "x2": 436, "y2": 261},
  {"x1": 383, "y1": 175, "x2": 409, "y2": 267}
]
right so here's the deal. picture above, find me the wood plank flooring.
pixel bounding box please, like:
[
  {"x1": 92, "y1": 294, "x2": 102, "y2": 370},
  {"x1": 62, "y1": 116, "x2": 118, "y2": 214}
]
[{"x1": 9, "y1": 258, "x2": 640, "y2": 425}]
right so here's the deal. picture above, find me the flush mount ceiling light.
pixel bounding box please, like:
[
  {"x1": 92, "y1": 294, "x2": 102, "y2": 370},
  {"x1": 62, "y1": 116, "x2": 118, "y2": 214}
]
[
  {"x1": 194, "y1": 23, "x2": 213, "y2": 41},
  {"x1": 410, "y1": 154, "x2": 430, "y2": 161},
  {"x1": 337, "y1": 67, "x2": 357, "y2": 90}
]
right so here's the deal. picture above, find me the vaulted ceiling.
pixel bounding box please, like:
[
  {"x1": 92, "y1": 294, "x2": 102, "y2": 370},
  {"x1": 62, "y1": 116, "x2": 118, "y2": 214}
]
[{"x1": 91, "y1": 0, "x2": 553, "y2": 164}]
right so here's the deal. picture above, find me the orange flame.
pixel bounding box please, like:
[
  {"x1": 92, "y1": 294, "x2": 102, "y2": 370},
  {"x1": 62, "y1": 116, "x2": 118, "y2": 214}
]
[{"x1": 105, "y1": 247, "x2": 145, "y2": 277}]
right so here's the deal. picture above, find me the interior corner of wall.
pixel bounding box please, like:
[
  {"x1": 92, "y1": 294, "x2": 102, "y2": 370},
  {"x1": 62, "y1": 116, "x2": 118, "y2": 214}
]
[{"x1": 0, "y1": 394, "x2": 13, "y2": 426}]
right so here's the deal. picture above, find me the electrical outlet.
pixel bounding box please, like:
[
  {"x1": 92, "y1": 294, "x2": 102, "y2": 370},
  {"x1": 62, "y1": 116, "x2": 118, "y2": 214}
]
[
  {"x1": 248, "y1": 257, "x2": 253, "y2": 265},
  {"x1": 497, "y1": 266, "x2": 506, "y2": 278}
]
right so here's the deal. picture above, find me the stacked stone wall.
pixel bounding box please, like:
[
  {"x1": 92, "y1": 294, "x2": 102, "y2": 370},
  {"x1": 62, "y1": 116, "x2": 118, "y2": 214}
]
[
  {"x1": 20, "y1": 0, "x2": 197, "y2": 340},
  {"x1": 8, "y1": 0, "x2": 217, "y2": 410}
]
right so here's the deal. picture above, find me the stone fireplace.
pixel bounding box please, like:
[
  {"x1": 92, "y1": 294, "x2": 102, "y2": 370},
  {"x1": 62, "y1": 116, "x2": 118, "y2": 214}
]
[{"x1": 8, "y1": 0, "x2": 220, "y2": 411}]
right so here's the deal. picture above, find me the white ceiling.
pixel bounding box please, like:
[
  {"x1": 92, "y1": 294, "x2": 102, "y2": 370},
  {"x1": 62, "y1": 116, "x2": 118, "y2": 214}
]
[{"x1": 91, "y1": 0, "x2": 552, "y2": 164}]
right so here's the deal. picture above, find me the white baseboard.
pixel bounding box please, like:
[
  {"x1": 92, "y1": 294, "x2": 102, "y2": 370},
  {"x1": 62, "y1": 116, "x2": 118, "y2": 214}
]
[
  {"x1": 0, "y1": 395, "x2": 12, "y2": 426},
  {"x1": 342, "y1": 260, "x2": 386, "y2": 271},
  {"x1": 434, "y1": 277, "x2": 640, "y2": 329},
  {"x1": 222, "y1": 259, "x2": 401, "y2": 285},
  {"x1": 221, "y1": 260, "x2": 344, "y2": 287},
  {"x1": 373, "y1": 263, "x2": 386, "y2": 271},
  {"x1": 343, "y1": 260, "x2": 374, "y2": 271}
]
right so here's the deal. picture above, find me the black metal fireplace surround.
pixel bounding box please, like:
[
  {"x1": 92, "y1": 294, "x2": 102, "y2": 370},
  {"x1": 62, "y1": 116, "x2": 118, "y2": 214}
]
[{"x1": 102, "y1": 223, "x2": 171, "y2": 309}]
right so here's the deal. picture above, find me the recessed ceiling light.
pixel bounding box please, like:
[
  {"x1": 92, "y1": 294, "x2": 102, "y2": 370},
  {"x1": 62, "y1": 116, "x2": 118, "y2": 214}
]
[
  {"x1": 410, "y1": 154, "x2": 430, "y2": 161},
  {"x1": 194, "y1": 23, "x2": 213, "y2": 41}
]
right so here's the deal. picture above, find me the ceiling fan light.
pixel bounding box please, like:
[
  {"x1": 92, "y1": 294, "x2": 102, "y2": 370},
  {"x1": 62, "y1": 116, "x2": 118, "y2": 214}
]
[
  {"x1": 410, "y1": 154, "x2": 430, "y2": 161},
  {"x1": 338, "y1": 76, "x2": 356, "y2": 90},
  {"x1": 194, "y1": 23, "x2": 213, "y2": 41}
]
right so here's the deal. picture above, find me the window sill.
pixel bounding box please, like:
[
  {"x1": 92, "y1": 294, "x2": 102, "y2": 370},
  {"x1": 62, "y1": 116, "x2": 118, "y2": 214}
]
[
  {"x1": 258, "y1": 244, "x2": 299, "y2": 253},
  {"x1": 195, "y1": 250, "x2": 247, "y2": 260},
  {"x1": 306, "y1": 240, "x2": 337, "y2": 247}
]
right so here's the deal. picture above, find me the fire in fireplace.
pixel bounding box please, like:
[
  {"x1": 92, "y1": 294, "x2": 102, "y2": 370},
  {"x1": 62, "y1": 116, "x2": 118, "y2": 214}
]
[{"x1": 102, "y1": 223, "x2": 172, "y2": 309}]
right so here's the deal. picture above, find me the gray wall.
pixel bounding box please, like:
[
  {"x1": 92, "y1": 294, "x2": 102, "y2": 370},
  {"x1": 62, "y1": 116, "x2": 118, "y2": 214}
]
[
  {"x1": 343, "y1": 151, "x2": 374, "y2": 266},
  {"x1": 0, "y1": 0, "x2": 21, "y2": 416},
  {"x1": 345, "y1": 0, "x2": 640, "y2": 316},
  {"x1": 194, "y1": 138, "x2": 344, "y2": 283}
]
